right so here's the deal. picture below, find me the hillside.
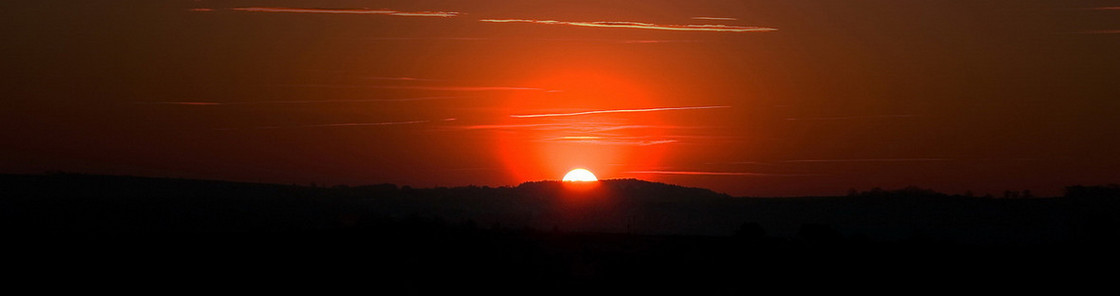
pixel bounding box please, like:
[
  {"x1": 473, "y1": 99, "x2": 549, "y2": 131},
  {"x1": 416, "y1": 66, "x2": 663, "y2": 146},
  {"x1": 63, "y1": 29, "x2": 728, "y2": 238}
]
[
  {"x1": 3, "y1": 173, "x2": 1120, "y2": 245},
  {"x1": 4, "y1": 173, "x2": 1120, "y2": 291}
]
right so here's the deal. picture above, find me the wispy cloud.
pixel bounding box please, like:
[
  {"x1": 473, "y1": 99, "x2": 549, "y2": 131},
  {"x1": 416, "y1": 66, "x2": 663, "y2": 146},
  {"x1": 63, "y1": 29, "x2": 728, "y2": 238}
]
[
  {"x1": 555, "y1": 136, "x2": 601, "y2": 140},
  {"x1": 620, "y1": 39, "x2": 700, "y2": 44},
  {"x1": 784, "y1": 114, "x2": 918, "y2": 121},
  {"x1": 355, "y1": 37, "x2": 701, "y2": 44},
  {"x1": 581, "y1": 125, "x2": 659, "y2": 132},
  {"x1": 722, "y1": 158, "x2": 950, "y2": 165},
  {"x1": 362, "y1": 76, "x2": 437, "y2": 81},
  {"x1": 279, "y1": 84, "x2": 548, "y2": 92},
  {"x1": 387, "y1": 11, "x2": 462, "y2": 17},
  {"x1": 625, "y1": 170, "x2": 815, "y2": 177},
  {"x1": 356, "y1": 37, "x2": 491, "y2": 41},
  {"x1": 638, "y1": 140, "x2": 678, "y2": 145},
  {"x1": 692, "y1": 16, "x2": 738, "y2": 21},
  {"x1": 544, "y1": 137, "x2": 678, "y2": 146},
  {"x1": 511, "y1": 105, "x2": 730, "y2": 118},
  {"x1": 1071, "y1": 7, "x2": 1120, "y2": 35},
  {"x1": 188, "y1": 8, "x2": 215, "y2": 12},
  {"x1": 136, "y1": 96, "x2": 458, "y2": 106},
  {"x1": 454, "y1": 123, "x2": 569, "y2": 130},
  {"x1": 447, "y1": 123, "x2": 712, "y2": 135},
  {"x1": 480, "y1": 19, "x2": 776, "y2": 33},
  {"x1": 230, "y1": 7, "x2": 460, "y2": 17},
  {"x1": 722, "y1": 161, "x2": 781, "y2": 166},
  {"x1": 580, "y1": 125, "x2": 707, "y2": 132},
  {"x1": 782, "y1": 158, "x2": 950, "y2": 163},
  {"x1": 218, "y1": 120, "x2": 429, "y2": 130},
  {"x1": 445, "y1": 167, "x2": 498, "y2": 172},
  {"x1": 135, "y1": 101, "x2": 223, "y2": 106},
  {"x1": 383, "y1": 86, "x2": 544, "y2": 91},
  {"x1": 1073, "y1": 30, "x2": 1120, "y2": 34}
]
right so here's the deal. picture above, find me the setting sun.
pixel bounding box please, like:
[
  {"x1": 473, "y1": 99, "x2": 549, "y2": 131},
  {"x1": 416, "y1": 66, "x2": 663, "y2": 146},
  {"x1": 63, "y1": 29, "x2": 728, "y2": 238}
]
[
  {"x1": 7, "y1": 0, "x2": 1120, "y2": 287},
  {"x1": 562, "y1": 169, "x2": 598, "y2": 182}
]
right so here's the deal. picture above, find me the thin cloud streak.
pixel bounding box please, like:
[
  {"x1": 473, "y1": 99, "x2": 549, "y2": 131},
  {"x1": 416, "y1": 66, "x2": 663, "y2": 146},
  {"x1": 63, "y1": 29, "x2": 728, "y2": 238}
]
[
  {"x1": 620, "y1": 39, "x2": 700, "y2": 44},
  {"x1": 692, "y1": 17, "x2": 738, "y2": 21},
  {"x1": 454, "y1": 123, "x2": 568, "y2": 130},
  {"x1": 388, "y1": 11, "x2": 461, "y2": 17},
  {"x1": 447, "y1": 123, "x2": 712, "y2": 135},
  {"x1": 625, "y1": 170, "x2": 815, "y2": 177},
  {"x1": 1073, "y1": 30, "x2": 1120, "y2": 34},
  {"x1": 722, "y1": 159, "x2": 951, "y2": 165},
  {"x1": 279, "y1": 84, "x2": 547, "y2": 92},
  {"x1": 362, "y1": 76, "x2": 436, "y2": 81},
  {"x1": 783, "y1": 158, "x2": 950, "y2": 163},
  {"x1": 636, "y1": 140, "x2": 677, "y2": 146},
  {"x1": 137, "y1": 97, "x2": 458, "y2": 105},
  {"x1": 580, "y1": 125, "x2": 718, "y2": 133},
  {"x1": 357, "y1": 37, "x2": 491, "y2": 41},
  {"x1": 584, "y1": 125, "x2": 692, "y2": 132},
  {"x1": 785, "y1": 114, "x2": 918, "y2": 121},
  {"x1": 511, "y1": 105, "x2": 730, "y2": 118},
  {"x1": 544, "y1": 138, "x2": 678, "y2": 146},
  {"x1": 555, "y1": 136, "x2": 601, "y2": 140},
  {"x1": 135, "y1": 101, "x2": 223, "y2": 106},
  {"x1": 230, "y1": 7, "x2": 460, "y2": 17},
  {"x1": 218, "y1": 120, "x2": 429, "y2": 130},
  {"x1": 356, "y1": 37, "x2": 700, "y2": 44},
  {"x1": 480, "y1": 19, "x2": 776, "y2": 33}
]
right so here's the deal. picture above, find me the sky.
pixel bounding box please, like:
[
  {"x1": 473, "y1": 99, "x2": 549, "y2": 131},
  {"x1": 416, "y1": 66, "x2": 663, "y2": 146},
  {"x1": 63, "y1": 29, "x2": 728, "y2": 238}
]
[{"x1": 2, "y1": 0, "x2": 1119, "y2": 196}]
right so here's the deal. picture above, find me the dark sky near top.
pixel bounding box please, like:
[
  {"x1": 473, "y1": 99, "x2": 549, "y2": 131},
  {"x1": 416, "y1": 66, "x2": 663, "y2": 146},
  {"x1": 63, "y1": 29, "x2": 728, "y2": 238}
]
[{"x1": 2, "y1": 0, "x2": 1119, "y2": 196}]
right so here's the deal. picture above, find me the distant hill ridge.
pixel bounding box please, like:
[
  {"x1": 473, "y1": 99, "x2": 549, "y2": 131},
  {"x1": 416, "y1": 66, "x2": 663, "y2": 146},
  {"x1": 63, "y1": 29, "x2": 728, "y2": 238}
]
[{"x1": 2, "y1": 173, "x2": 1120, "y2": 246}]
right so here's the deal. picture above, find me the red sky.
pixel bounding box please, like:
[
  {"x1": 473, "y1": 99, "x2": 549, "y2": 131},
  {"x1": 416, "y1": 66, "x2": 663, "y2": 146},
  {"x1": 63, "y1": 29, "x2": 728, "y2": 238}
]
[{"x1": 2, "y1": 0, "x2": 1119, "y2": 196}]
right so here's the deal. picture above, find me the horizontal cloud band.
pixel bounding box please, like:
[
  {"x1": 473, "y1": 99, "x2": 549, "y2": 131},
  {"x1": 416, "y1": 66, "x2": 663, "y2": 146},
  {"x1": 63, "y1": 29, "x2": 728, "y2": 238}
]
[
  {"x1": 691, "y1": 17, "x2": 738, "y2": 21},
  {"x1": 230, "y1": 7, "x2": 460, "y2": 17},
  {"x1": 480, "y1": 19, "x2": 776, "y2": 32},
  {"x1": 218, "y1": 120, "x2": 431, "y2": 130},
  {"x1": 511, "y1": 106, "x2": 730, "y2": 118},
  {"x1": 625, "y1": 170, "x2": 814, "y2": 177}
]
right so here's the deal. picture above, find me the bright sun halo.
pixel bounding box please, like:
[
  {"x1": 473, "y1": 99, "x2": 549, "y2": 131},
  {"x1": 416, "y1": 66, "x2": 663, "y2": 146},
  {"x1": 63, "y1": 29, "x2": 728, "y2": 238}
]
[{"x1": 563, "y1": 169, "x2": 598, "y2": 182}]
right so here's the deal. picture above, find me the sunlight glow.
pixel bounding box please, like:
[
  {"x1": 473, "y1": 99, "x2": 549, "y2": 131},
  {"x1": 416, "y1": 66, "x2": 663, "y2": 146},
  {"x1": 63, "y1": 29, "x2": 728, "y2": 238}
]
[{"x1": 562, "y1": 169, "x2": 598, "y2": 182}]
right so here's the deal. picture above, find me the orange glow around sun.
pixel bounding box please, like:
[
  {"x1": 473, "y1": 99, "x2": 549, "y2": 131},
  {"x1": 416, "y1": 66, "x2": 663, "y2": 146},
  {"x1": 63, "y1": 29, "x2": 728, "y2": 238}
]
[{"x1": 496, "y1": 69, "x2": 671, "y2": 183}]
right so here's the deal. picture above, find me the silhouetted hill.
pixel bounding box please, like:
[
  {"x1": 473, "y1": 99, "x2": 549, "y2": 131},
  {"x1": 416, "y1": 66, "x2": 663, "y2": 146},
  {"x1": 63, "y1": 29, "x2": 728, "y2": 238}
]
[
  {"x1": 5, "y1": 173, "x2": 1120, "y2": 246},
  {"x1": 518, "y1": 178, "x2": 732, "y2": 202},
  {"x1": 4, "y1": 173, "x2": 1119, "y2": 291}
]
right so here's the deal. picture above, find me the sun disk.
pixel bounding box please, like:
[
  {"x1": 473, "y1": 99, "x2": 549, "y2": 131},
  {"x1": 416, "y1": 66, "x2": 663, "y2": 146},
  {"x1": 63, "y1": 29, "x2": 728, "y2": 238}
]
[{"x1": 562, "y1": 169, "x2": 598, "y2": 182}]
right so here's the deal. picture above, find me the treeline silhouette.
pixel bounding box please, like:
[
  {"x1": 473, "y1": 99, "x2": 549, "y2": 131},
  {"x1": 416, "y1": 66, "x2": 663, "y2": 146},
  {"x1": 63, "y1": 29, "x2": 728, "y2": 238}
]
[{"x1": 3, "y1": 173, "x2": 1118, "y2": 291}]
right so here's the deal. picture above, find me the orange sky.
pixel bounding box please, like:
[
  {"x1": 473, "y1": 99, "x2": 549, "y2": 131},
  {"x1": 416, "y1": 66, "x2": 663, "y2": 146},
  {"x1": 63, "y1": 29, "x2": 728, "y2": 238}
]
[{"x1": 2, "y1": 0, "x2": 1119, "y2": 196}]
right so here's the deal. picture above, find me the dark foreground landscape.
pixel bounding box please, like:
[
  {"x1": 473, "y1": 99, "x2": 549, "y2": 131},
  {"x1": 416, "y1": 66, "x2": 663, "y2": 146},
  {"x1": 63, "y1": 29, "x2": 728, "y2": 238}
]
[{"x1": 4, "y1": 173, "x2": 1118, "y2": 292}]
